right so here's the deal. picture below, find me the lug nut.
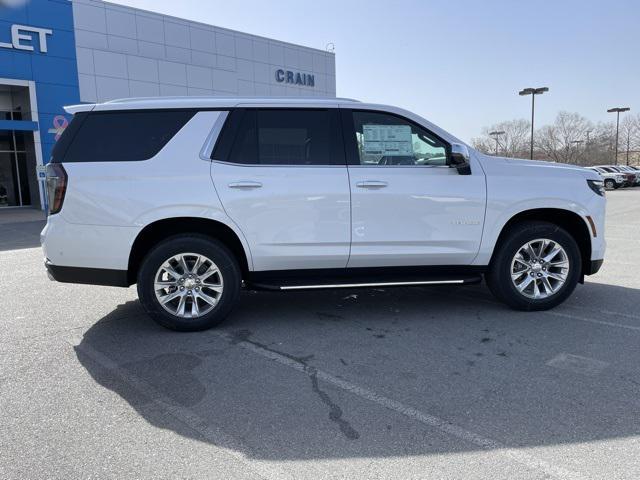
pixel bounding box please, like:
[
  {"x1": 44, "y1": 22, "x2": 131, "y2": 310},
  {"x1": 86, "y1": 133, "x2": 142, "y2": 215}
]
[
  {"x1": 180, "y1": 286, "x2": 184, "y2": 290},
  {"x1": 195, "y1": 287, "x2": 200, "y2": 291},
  {"x1": 187, "y1": 290, "x2": 192, "y2": 295},
  {"x1": 537, "y1": 273, "x2": 542, "y2": 277}
]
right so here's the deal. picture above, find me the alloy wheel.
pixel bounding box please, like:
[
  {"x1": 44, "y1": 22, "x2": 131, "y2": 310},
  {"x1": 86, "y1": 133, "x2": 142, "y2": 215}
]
[
  {"x1": 153, "y1": 253, "x2": 223, "y2": 318},
  {"x1": 510, "y1": 238, "x2": 570, "y2": 299}
]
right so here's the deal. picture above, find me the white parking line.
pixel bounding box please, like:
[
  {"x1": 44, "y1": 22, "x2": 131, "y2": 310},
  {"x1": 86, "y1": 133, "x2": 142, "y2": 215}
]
[
  {"x1": 214, "y1": 331, "x2": 585, "y2": 480},
  {"x1": 68, "y1": 329, "x2": 584, "y2": 480},
  {"x1": 456, "y1": 288, "x2": 640, "y2": 333},
  {"x1": 544, "y1": 310, "x2": 640, "y2": 332},
  {"x1": 565, "y1": 305, "x2": 640, "y2": 322},
  {"x1": 67, "y1": 333, "x2": 293, "y2": 480}
]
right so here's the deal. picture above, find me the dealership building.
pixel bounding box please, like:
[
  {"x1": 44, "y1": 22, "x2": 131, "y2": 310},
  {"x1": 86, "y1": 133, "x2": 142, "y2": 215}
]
[{"x1": 0, "y1": 0, "x2": 337, "y2": 210}]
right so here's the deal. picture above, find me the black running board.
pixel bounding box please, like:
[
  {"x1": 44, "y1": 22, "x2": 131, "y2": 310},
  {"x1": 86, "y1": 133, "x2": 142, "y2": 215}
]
[{"x1": 247, "y1": 269, "x2": 483, "y2": 292}]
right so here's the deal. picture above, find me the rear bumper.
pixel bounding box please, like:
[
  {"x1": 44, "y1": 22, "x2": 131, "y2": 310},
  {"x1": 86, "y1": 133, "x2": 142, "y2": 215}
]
[{"x1": 45, "y1": 261, "x2": 130, "y2": 287}]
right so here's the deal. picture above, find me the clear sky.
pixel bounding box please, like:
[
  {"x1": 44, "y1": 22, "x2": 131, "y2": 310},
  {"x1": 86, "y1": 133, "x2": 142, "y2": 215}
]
[{"x1": 109, "y1": 0, "x2": 639, "y2": 142}]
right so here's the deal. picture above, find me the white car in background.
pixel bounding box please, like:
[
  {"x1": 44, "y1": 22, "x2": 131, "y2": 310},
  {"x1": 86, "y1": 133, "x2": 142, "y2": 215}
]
[
  {"x1": 587, "y1": 167, "x2": 625, "y2": 189},
  {"x1": 41, "y1": 97, "x2": 606, "y2": 331}
]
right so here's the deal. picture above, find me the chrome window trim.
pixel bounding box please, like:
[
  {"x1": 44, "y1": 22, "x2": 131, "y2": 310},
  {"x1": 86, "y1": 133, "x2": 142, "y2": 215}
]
[{"x1": 199, "y1": 110, "x2": 229, "y2": 161}]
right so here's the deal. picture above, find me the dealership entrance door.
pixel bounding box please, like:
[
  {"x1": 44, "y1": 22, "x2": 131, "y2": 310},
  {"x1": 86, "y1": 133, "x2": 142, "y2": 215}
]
[
  {"x1": 0, "y1": 130, "x2": 32, "y2": 207},
  {"x1": 0, "y1": 83, "x2": 42, "y2": 209}
]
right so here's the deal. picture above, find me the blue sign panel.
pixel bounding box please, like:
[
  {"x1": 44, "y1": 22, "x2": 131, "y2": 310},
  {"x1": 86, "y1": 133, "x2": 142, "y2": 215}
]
[{"x1": 0, "y1": 0, "x2": 79, "y2": 164}]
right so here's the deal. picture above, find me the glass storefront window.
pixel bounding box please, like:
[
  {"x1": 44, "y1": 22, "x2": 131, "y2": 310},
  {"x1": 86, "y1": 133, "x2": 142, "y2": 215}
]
[{"x1": 0, "y1": 130, "x2": 31, "y2": 207}]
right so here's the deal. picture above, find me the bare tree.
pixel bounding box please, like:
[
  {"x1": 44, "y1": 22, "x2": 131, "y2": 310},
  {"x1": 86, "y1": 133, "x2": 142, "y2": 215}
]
[
  {"x1": 535, "y1": 112, "x2": 593, "y2": 165},
  {"x1": 471, "y1": 119, "x2": 531, "y2": 158},
  {"x1": 474, "y1": 113, "x2": 638, "y2": 166},
  {"x1": 619, "y1": 114, "x2": 640, "y2": 165}
]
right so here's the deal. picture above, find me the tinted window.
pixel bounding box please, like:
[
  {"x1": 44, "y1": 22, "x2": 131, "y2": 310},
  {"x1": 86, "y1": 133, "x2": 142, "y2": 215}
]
[
  {"x1": 58, "y1": 110, "x2": 195, "y2": 163},
  {"x1": 221, "y1": 109, "x2": 343, "y2": 166},
  {"x1": 349, "y1": 111, "x2": 448, "y2": 166}
]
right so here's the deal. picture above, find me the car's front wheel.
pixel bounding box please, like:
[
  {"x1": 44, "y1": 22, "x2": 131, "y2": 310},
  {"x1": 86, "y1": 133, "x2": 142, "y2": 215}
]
[
  {"x1": 137, "y1": 235, "x2": 241, "y2": 331},
  {"x1": 604, "y1": 179, "x2": 616, "y2": 190},
  {"x1": 485, "y1": 221, "x2": 581, "y2": 311}
]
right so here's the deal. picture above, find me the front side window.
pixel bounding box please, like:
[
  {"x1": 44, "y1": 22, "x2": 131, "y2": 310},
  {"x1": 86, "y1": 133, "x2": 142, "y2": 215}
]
[
  {"x1": 224, "y1": 109, "x2": 343, "y2": 166},
  {"x1": 350, "y1": 111, "x2": 448, "y2": 167}
]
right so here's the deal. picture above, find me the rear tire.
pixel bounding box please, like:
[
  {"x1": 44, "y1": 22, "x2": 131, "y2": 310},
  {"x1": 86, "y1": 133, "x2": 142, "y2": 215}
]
[
  {"x1": 485, "y1": 221, "x2": 581, "y2": 311},
  {"x1": 137, "y1": 234, "x2": 241, "y2": 331}
]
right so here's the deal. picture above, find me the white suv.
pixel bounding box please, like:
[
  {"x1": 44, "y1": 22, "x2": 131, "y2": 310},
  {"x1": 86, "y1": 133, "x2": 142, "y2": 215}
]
[
  {"x1": 42, "y1": 97, "x2": 606, "y2": 331},
  {"x1": 588, "y1": 167, "x2": 625, "y2": 189}
]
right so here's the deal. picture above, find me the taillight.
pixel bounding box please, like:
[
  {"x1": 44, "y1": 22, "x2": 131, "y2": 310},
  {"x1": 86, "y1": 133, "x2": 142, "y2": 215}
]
[{"x1": 45, "y1": 163, "x2": 67, "y2": 215}]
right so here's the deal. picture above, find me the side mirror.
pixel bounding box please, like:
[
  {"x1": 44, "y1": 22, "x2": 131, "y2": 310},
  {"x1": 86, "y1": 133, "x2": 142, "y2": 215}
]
[{"x1": 449, "y1": 143, "x2": 471, "y2": 175}]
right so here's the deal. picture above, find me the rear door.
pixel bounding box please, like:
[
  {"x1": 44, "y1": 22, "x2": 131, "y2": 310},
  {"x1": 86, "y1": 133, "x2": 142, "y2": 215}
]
[
  {"x1": 342, "y1": 109, "x2": 486, "y2": 268},
  {"x1": 210, "y1": 108, "x2": 350, "y2": 271}
]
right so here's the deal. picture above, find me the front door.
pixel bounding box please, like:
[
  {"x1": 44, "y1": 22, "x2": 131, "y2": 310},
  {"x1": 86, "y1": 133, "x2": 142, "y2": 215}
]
[
  {"x1": 211, "y1": 108, "x2": 350, "y2": 271},
  {"x1": 343, "y1": 109, "x2": 486, "y2": 268}
]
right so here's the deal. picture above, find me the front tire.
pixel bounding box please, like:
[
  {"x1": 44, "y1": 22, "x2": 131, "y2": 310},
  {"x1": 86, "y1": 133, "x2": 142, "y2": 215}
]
[
  {"x1": 485, "y1": 221, "x2": 581, "y2": 311},
  {"x1": 137, "y1": 235, "x2": 241, "y2": 331},
  {"x1": 604, "y1": 179, "x2": 615, "y2": 190}
]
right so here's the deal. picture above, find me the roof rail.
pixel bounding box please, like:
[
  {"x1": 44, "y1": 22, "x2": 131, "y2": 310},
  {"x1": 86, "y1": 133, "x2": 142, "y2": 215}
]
[{"x1": 103, "y1": 96, "x2": 360, "y2": 104}]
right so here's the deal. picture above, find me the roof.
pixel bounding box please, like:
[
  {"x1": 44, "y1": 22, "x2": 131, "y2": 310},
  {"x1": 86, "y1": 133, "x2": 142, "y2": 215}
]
[
  {"x1": 65, "y1": 96, "x2": 360, "y2": 114},
  {"x1": 63, "y1": 95, "x2": 466, "y2": 147}
]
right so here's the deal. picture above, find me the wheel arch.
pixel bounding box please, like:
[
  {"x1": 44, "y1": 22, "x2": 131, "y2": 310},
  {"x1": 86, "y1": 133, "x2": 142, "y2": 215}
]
[
  {"x1": 490, "y1": 208, "x2": 592, "y2": 276},
  {"x1": 127, "y1": 217, "x2": 251, "y2": 285}
]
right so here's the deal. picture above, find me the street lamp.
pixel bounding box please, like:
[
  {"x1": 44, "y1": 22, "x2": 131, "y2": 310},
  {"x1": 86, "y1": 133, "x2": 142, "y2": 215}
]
[
  {"x1": 571, "y1": 139, "x2": 584, "y2": 165},
  {"x1": 489, "y1": 130, "x2": 505, "y2": 156},
  {"x1": 519, "y1": 87, "x2": 549, "y2": 160},
  {"x1": 607, "y1": 107, "x2": 630, "y2": 165}
]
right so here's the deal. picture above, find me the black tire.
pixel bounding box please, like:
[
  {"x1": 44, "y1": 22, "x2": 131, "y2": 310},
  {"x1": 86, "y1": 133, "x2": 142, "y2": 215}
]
[
  {"x1": 137, "y1": 234, "x2": 241, "y2": 331},
  {"x1": 485, "y1": 221, "x2": 581, "y2": 311},
  {"x1": 604, "y1": 179, "x2": 615, "y2": 190}
]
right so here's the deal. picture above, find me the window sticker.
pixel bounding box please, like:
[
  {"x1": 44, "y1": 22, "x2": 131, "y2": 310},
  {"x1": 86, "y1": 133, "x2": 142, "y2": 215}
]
[{"x1": 362, "y1": 124, "x2": 413, "y2": 156}]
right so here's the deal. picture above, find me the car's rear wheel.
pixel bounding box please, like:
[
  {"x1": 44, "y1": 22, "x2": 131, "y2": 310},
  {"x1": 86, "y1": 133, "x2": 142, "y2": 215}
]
[
  {"x1": 485, "y1": 221, "x2": 581, "y2": 311},
  {"x1": 604, "y1": 179, "x2": 615, "y2": 190},
  {"x1": 137, "y1": 235, "x2": 241, "y2": 331}
]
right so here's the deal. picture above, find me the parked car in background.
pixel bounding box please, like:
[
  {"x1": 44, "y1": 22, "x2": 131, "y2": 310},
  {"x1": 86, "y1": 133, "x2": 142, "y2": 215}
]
[
  {"x1": 588, "y1": 167, "x2": 625, "y2": 189},
  {"x1": 615, "y1": 166, "x2": 640, "y2": 186},
  {"x1": 41, "y1": 97, "x2": 606, "y2": 331},
  {"x1": 593, "y1": 165, "x2": 635, "y2": 187}
]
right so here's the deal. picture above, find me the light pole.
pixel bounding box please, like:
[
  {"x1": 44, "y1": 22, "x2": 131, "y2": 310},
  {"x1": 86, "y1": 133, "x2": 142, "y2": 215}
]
[
  {"x1": 607, "y1": 107, "x2": 630, "y2": 165},
  {"x1": 489, "y1": 130, "x2": 505, "y2": 156},
  {"x1": 571, "y1": 139, "x2": 584, "y2": 164},
  {"x1": 519, "y1": 87, "x2": 549, "y2": 160}
]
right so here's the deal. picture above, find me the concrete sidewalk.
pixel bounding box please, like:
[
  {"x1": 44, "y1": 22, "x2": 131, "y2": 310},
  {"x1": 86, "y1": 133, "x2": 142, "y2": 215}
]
[
  {"x1": 0, "y1": 208, "x2": 46, "y2": 225},
  {"x1": 0, "y1": 208, "x2": 46, "y2": 252}
]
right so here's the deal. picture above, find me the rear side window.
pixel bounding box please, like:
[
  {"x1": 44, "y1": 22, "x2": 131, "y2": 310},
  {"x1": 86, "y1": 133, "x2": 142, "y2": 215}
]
[
  {"x1": 213, "y1": 109, "x2": 344, "y2": 166},
  {"x1": 54, "y1": 110, "x2": 195, "y2": 163}
]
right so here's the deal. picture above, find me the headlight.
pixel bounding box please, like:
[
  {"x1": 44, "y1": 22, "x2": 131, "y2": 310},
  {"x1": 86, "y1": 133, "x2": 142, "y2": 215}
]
[{"x1": 587, "y1": 179, "x2": 605, "y2": 196}]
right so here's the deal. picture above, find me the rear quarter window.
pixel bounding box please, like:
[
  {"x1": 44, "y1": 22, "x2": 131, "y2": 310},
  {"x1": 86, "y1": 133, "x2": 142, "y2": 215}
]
[{"x1": 53, "y1": 110, "x2": 195, "y2": 163}]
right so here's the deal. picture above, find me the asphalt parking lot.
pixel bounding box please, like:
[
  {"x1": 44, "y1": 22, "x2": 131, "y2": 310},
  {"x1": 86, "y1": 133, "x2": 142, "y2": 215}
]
[{"x1": 1, "y1": 189, "x2": 640, "y2": 480}]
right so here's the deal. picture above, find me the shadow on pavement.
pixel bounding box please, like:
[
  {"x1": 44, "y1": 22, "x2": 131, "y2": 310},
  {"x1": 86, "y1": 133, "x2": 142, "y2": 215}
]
[{"x1": 74, "y1": 281, "x2": 640, "y2": 461}]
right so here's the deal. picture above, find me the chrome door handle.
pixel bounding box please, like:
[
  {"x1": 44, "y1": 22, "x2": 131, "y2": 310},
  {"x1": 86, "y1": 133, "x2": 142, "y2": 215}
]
[
  {"x1": 228, "y1": 181, "x2": 263, "y2": 189},
  {"x1": 356, "y1": 180, "x2": 388, "y2": 189}
]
